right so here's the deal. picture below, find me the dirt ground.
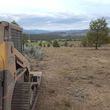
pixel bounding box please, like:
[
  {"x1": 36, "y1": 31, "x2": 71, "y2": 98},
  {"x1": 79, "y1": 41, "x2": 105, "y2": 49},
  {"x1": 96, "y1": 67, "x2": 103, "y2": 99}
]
[{"x1": 32, "y1": 47, "x2": 110, "y2": 110}]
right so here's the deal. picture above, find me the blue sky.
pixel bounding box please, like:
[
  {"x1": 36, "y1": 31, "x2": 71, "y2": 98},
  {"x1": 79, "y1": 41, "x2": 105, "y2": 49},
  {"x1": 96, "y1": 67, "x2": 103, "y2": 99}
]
[{"x1": 0, "y1": 0, "x2": 110, "y2": 30}]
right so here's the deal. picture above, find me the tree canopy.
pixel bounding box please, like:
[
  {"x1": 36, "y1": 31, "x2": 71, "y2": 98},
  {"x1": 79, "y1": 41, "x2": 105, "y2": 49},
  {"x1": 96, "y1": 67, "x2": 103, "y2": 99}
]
[
  {"x1": 82, "y1": 18, "x2": 110, "y2": 49},
  {"x1": 11, "y1": 20, "x2": 19, "y2": 26}
]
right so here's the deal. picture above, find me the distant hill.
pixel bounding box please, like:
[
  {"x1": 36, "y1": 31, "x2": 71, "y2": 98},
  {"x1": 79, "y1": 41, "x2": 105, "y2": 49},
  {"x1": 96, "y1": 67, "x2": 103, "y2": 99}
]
[
  {"x1": 23, "y1": 29, "x2": 50, "y2": 34},
  {"x1": 24, "y1": 29, "x2": 88, "y2": 41},
  {"x1": 48, "y1": 29, "x2": 88, "y2": 37}
]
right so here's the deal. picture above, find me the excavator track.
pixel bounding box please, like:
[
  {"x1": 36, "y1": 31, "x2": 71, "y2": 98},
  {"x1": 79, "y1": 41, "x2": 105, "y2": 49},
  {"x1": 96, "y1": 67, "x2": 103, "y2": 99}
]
[{"x1": 11, "y1": 82, "x2": 33, "y2": 110}]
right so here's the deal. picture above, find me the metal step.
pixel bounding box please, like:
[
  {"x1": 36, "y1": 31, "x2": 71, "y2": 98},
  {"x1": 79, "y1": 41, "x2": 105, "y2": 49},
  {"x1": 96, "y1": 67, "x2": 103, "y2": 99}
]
[
  {"x1": 11, "y1": 82, "x2": 31, "y2": 110},
  {"x1": 11, "y1": 72, "x2": 42, "y2": 110}
]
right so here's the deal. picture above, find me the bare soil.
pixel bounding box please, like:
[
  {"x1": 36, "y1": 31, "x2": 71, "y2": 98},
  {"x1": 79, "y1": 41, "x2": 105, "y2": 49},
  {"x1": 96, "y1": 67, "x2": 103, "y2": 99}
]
[{"x1": 32, "y1": 47, "x2": 110, "y2": 110}]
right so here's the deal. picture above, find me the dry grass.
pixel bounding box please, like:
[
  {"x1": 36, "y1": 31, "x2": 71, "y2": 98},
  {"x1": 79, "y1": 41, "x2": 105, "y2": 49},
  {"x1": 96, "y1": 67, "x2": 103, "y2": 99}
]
[{"x1": 32, "y1": 47, "x2": 110, "y2": 110}]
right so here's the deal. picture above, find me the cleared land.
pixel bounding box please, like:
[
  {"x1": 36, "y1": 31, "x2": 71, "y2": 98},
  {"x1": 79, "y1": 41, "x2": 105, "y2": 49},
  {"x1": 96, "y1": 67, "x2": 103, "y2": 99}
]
[{"x1": 32, "y1": 47, "x2": 110, "y2": 110}]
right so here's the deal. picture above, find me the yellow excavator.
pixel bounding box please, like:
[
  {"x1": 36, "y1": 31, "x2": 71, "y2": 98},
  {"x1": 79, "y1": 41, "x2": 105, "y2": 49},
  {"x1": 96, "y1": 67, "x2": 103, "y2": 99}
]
[{"x1": 0, "y1": 21, "x2": 42, "y2": 110}]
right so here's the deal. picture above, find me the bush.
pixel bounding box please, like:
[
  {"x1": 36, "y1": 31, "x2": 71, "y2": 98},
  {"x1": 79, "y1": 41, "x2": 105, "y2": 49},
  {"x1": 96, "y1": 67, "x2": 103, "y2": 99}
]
[
  {"x1": 64, "y1": 41, "x2": 68, "y2": 47},
  {"x1": 69, "y1": 44, "x2": 73, "y2": 47},
  {"x1": 47, "y1": 43, "x2": 51, "y2": 47},
  {"x1": 43, "y1": 44, "x2": 46, "y2": 47},
  {"x1": 81, "y1": 37, "x2": 89, "y2": 47},
  {"x1": 24, "y1": 47, "x2": 45, "y2": 60},
  {"x1": 39, "y1": 41, "x2": 42, "y2": 47},
  {"x1": 52, "y1": 40, "x2": 60, "y2": 47}
]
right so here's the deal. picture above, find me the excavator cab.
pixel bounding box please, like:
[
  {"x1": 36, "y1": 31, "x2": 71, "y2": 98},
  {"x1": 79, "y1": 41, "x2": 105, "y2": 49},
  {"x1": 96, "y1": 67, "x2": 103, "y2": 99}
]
[{"x1": 0, "y1": 21, "x2": 42, "y2": 110}]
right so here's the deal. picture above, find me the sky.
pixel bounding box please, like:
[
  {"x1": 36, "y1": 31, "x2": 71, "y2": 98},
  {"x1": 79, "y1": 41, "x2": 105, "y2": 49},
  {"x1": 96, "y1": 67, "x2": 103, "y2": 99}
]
[{"x1": 0, "y1": 0, "x2": 110, "y2": 30}]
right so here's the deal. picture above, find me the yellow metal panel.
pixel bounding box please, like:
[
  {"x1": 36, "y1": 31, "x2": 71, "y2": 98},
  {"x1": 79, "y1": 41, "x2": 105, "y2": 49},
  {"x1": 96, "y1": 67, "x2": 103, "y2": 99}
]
[
  {"x1": 0, "y1": 42, "x2": 8, "y2": 70},
  {"x1": 0, "y1": 41, "x2": 16, "y2": 78},
  {"x1": 0, "y1": 57, "x2": 3, "y2": 69}
]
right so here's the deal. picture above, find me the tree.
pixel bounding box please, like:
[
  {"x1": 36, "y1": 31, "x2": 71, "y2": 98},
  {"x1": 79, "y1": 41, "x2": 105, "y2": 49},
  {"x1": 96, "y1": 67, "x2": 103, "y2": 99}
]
[
  {"x1": 52, "y1": 40, "x2": 60, "y2": 47},
  {"x1": 11, "y1": 20, "x2": 19, "y2": 26},
  {"x1": 83, "y1": 18, "x2": 110, "y2": 49}
]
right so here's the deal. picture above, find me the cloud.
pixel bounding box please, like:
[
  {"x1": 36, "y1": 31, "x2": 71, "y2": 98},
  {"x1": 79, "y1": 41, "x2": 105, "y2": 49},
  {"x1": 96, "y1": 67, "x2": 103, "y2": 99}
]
[
  {"x1": 0, "y1": 13, "x2": 110, "y2": 30},
  {"x1": 0, "y1": 13, "x2": 91, "y2": 30},
  {"x1": 0, "y1": 0, "x2": 64, "y2": 14},
  {"x1": 0, "y1": 0, "x2": 110, "y2": 30},
  {"x1": 84, "y1": 0, "x2": 110, "y2": 4}
]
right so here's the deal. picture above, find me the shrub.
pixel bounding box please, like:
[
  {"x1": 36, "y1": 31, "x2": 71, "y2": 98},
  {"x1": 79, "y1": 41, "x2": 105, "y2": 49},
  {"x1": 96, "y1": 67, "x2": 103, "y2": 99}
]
[
  {"x1": 47, "y1": 43, "x2": 51, "y2": 47},
  {"x1": 81, "y1": 37, "x2": 89, "y2": 47},
  {"x1": 69, "y1": 44, "x2": 73, "y2": 47},
  {"x1": 43, "y1": 44, "x2": 46, "y2": 47},
  {"x1": 24, "y1": 47, "x2": 45, "y2": 60},
  {"x1": 52, "y1": 40, "x2": 60, "y2": 47},
  {"x1": 39, "y1": 41, "x2": 42, "y2": 47},
  {"x1": 64, "y1": 41, "x2": 68, "y2": 47}
]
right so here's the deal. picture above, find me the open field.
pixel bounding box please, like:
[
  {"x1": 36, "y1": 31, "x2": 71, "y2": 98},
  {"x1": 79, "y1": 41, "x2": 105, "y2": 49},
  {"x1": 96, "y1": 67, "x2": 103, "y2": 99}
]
[{"x1": 32, "y1": 47, "x2": 110, "y2": 110}]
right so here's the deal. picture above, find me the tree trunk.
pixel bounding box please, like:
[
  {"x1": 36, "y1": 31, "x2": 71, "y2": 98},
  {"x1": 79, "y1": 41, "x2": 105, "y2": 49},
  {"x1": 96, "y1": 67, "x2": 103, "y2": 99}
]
[
  {"x1": 95, "y1": 31, "x2": 99, "y2": 50},
  {"x1": 95, "y1": 42, "x2": 98, "y2": 49}
]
